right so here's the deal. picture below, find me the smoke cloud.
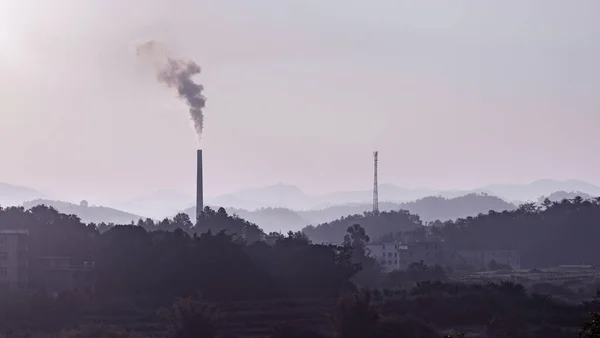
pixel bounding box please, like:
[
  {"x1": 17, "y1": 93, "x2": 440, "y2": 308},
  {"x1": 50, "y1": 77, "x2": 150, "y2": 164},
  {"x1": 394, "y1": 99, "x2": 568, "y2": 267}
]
[{"x1": 135, "y1": 40, "x2": 206, "y2": 142}]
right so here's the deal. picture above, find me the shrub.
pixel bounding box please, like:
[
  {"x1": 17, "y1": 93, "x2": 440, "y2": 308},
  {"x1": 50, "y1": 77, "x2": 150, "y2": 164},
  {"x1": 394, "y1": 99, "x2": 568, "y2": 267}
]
[
  {"x1": 58, "y1": 324, "x2": 134, "y2": 338},
  {"x1": 376, "y1": 316, "x2": 439, "y2": 338},
  {"x1": 166, "y1": 298, "x2": 219, "y2": 338},
  {"x1": 334, "y1": 290, "x2": 378, "y2": 338},
  {"x1": 271, "y1": 325, "x2": 327, "y2": 338}
]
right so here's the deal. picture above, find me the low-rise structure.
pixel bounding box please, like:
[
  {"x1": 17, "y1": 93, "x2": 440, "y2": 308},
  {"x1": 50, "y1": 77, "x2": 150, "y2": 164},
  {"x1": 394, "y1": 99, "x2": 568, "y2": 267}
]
[
  {"x1": 368, "y1": 240, "x2": 521, "y2": 272},
  {"x1": 36, "y1": 257, "x2": 95, "y2": 297},
  {"x1": 397, "y1": 241, "x2": 445, "y2": 270},
  {"x1": 1, "y1": 229, "x2": 95, "y2": 295},
  {"x1": 367, "y1": 242, "x2": 406, "y2": 272},
  {"x1": 455, "y1": 249, "x2": 521, "y2": 270}
]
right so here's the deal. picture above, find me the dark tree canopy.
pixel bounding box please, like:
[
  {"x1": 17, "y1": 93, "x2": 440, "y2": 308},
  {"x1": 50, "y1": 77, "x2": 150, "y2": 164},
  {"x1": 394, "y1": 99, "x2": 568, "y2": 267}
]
[
  {"x1": 0, "y1": 205, "x2": 358, "y2": 303},
  {"x1": 303, "y1": 210, "x2": 423, "y2": 244},
  {"x1": 407, "y1": 196, "x2": 600, "y2": 268},
  {"x1": 1, "y1": 198, "x2": 600, "y2": 337}
]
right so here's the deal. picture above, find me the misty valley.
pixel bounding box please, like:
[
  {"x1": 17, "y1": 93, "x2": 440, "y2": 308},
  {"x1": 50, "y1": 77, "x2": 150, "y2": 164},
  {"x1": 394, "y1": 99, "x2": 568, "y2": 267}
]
[
  {"x1": 2, "y1": 1, "x2": 600, "y2": 337},
  {"x1": 1, "y1": 188, "x2": 600, "y2": 337}
]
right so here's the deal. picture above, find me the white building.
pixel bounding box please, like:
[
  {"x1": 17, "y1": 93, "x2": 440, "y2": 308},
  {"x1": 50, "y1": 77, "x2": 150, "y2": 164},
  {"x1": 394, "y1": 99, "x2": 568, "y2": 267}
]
[
  {"x1": 368, "y1": 241, "x2": 521, "y2": 272},
  {"x1": 367, "y1": 242, "x2": 407, "y2": 272}
]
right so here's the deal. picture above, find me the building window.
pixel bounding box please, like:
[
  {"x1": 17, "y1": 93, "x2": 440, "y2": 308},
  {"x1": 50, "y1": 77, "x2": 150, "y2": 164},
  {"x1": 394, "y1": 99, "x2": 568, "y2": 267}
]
[
  {"x1": 0, "y1": 267, "x2": 7, "y2": 277},
  {"x1": 388, "y1": 253, "x2": 392, "y2": 258},
  {"x1": 0, "y1": 235, "x2": 6, "y2": 245},
  {"x1": 0, "y1": 252, "x2": 7, "y2": 262},
  {"x1": 394, "y1": 252, "x2": 398, "y2": 257}
]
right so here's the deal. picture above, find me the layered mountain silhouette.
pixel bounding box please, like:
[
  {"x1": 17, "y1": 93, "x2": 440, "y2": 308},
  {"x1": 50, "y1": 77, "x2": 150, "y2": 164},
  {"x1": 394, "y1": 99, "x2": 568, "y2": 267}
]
[
  {"x1": 111, "y1": 189, "x2": 193, "y2": 219},
  {"x1": 2, "y1": 179, "x2": 599, "y2": 230},
  {"x1": 205, "y1": 179, "x2": 600, "y2": 211},
  {"x1": 482, "y1": 179, "x2": 600, "y2": 202},
  {"x1": 0, "y1": 183, "x2": 48, "y2": 206},
  {"x1": 538, "y1": 190, "x2": 593, "y2": 203},
  {"x1": 184, "y1": 193, "x2": 516, "y2": 233},
  {"x1": 22, "y1": 199, "x2": 143, "y2": 224}
]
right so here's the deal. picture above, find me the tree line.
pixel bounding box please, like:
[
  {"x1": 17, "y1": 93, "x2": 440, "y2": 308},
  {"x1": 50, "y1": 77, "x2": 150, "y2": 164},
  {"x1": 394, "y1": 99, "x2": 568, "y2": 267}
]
[
  {"x1": 0, "y1": 205, "x2": 357, "y2": 302},
  {"x1": 2, "y1": 202, "x2": 600, "y2": 337},
  {"x1": 422, "y1": 196, "x2": 600, "y2": 268},
  {"x1": 305, "y1": 196, "x2": 600, "y2": 269}
]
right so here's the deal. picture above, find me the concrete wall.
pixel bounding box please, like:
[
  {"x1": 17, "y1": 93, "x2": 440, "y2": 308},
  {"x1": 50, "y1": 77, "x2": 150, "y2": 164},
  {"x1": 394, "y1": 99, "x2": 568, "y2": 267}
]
[
  {"x1": 456, "y1": 250, "x2": 521, "y2": 270},
  {"x1": 398, "y1": 242, "x2": 446, "y2": 270}
]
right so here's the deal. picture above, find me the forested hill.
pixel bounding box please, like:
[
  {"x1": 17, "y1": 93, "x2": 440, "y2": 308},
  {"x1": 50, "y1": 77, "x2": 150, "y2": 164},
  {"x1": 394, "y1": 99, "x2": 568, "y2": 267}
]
[
  {"x1": 539, "y1": 190, "x2": 593, "y2": 203},
  {"x1": 0, "y1": 183, "x2": 47, "y2": 206},
  {"x1": 226, "y1": 207, "x2": 309, "y2": 233},
  {"x1": 184, "y1": 193, "x2": 517, "y2": 234},
  {"x1": 397, "y1": 193, "x2": 516, "y2": 222},
  {"x1": 302, "y1": 210, "x2": 424, "y2": 244},
  {"x1": 302, "y1": 193, "x2": 516, "y2": 224},
  {"x1": 413, "y1": 196, "x2": 600, "y2": 268},
  {"x1": 23, "y1": 199, "x2": 143, "y2": 224}
]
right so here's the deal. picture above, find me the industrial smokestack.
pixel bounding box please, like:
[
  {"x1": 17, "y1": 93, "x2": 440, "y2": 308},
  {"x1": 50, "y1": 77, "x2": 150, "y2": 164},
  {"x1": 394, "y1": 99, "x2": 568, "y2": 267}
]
[{"x1": 196, "y1": 149, "x2": 204, "y2": 222}]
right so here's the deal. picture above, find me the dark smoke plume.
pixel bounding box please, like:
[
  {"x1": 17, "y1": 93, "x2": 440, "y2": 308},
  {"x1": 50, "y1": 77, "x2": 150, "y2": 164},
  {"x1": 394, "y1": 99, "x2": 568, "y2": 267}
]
[{"x1": 135, "y1": 41, "x2": 206, "y2": 140}]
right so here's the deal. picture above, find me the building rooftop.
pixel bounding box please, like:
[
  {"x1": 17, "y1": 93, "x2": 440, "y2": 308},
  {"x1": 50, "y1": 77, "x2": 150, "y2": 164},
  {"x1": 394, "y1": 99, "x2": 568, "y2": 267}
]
[{"x1": 0, "y1": 229, "x2": 28, "y2": 234}]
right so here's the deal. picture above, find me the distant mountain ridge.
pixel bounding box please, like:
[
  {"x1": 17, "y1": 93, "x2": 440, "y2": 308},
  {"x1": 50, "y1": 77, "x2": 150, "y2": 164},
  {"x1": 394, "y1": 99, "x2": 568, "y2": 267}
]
[
  {"x1": 110, "y1": 189, "x2": 193, "y2": 220},
  {"x1": 206, "y1": 179, "x2": 600, "y2": 211},
  {"x1": 482, "y1": 179, "x2": 600, "y2": 202},
  {"x1": 539, "y1": 190, "x2": 593, "y2": 203},
  {"x1": 23, "y1": 199, "x2": 143, "y2": 224},
  {"x1": 2, "y1": 179, "x2": 599, "y2": 222},
  {"x1": 0, "y1": 183, "x2": 48, "y2": 206},
  {"x1": 185, "y1": 193, "x2": 517, "y2": 233}
]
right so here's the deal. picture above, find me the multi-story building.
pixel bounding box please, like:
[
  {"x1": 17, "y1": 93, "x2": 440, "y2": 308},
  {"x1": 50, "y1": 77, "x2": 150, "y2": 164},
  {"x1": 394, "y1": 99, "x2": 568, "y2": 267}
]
[
  {"x1": 367, "y1": 242, "x2": 407, "y2": 272},
  {"x1": 0, "y1": 230, "x2": 95, "y2": 295},
  {"x1": 0, "y1": 229, "x2": 28, "y2": 291},
  {"x1": 368, "y1": 241, "x2": 448, "y2": 272},
  {"x1": 368, "y1": 240, "x2": 521, "y2": 272}
]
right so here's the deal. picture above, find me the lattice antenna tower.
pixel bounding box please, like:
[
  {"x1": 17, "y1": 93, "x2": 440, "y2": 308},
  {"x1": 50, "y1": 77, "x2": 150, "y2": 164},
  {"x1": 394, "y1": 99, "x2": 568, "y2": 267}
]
[{"x1": 373, "y1": 151, "x2": 379, "y2": 214}]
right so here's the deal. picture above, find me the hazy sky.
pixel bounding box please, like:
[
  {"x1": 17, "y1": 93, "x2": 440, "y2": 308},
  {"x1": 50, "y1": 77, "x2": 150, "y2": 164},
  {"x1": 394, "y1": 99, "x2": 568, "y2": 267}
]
[{"x1": 0, "y1": 0, "x2": 599, "y2": 203}]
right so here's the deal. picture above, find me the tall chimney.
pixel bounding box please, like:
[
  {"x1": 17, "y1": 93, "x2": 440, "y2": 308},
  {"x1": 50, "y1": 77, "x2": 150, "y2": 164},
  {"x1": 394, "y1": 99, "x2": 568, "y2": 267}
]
[{"x1": 196, "y1": 149, "x2": 203, "y2": 221}]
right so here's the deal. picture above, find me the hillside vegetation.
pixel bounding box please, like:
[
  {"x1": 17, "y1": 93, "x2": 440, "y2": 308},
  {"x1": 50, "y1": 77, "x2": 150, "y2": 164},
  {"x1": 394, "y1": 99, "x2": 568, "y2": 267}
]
[
  {"x1": 1, "y1": 200, "x2": 600, "y2": 336},
  {"x1": 303, "y1": 210, "x2": 423, "y2": 244},
  {"x1": 397, "y1": 193, "x2": 515, "y2": 222},
  {"x1": 411, "y1": 196, "x2": 600, "y2": 268},
  {"x1": 186, "y1": 193, "x2": 516, "y2": 234},
  {"x1": 23, "y1": 199, "x2": 143, "y2": 224}
]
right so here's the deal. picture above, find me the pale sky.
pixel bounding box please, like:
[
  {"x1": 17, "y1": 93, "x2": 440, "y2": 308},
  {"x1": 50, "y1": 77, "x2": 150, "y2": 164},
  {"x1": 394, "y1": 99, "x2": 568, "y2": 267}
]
[{"x1": 0, "y1": 0, "x2": 599, "y2": 204}]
